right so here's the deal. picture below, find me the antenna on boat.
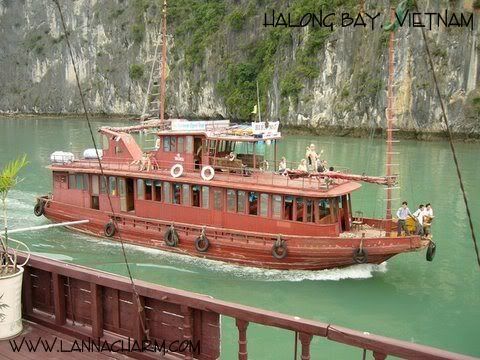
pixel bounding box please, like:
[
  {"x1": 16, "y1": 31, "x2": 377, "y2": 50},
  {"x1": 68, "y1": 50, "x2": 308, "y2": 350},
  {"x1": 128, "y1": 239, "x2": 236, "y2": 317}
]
[
  {"x1": 256, "y1": 80, "x2": 262, "y2": 123},
  {"x1": 385, "y1": 7, "x2": 398, "y2": 236},
  {"x1": 159, "y1": 0, "x2": 168, "y2": 122}
]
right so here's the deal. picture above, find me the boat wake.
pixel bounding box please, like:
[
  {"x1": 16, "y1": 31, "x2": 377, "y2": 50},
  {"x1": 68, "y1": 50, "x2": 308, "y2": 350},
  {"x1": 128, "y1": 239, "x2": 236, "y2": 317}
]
[{"x1": 99, "y1": 241, "x2": 388, "y2": 282}]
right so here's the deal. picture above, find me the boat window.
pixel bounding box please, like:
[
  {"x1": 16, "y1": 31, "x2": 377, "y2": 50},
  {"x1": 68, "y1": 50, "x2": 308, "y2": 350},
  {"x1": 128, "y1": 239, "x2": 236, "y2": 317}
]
[
  {"x1": 192, "y1": 185, "x2": 200, "y2": 207},
  {"x1": 76, "y1": 174, "x2": 84, "y2": 190},
  {"x1": 68, "y1": 174, "x2": 75, "y2": 189},
  {"x1": 213, "y1": 189, "x2": 223, "y2": 211},
  {"x1": 237, "y1": 191, "x2": 246, "y2": 213},
  {"x1": 318, "y1": 199, "x2": 331, "y2": 220},
  {"x1": 109, "y1": 177, "x2": 117, "y2": 196},
  {"x1": 272, "y1": 195, "x2": 282, "y2": 219},
  {"x1": 202, "y1": 186, "x2": 209, "y2": 208},
  {"x1": 163, "y1": 136, "x2": 171, "y2": 152},
  {"x1": 102, "y1": 135, "x2": 109, "y2": 150},
  {"x1": 163, "y1": 182, "x2": 171, "y2": 203},
  {"x1": 182, "y1": 184, "x2": 190, "y2": 206},
  {"x1": 154, "y1": 181, "x2": 162, "y2": 202},
  {"x1": 177, "y1": 137, "x2": 184, "y2": 153},
  {"x1": 260, "y1": 194, "x2": 269, "y2": 217},
  {"x1": 92, "y1": 175, "x2": 99, "y2": 195},
  {"x1": 329, "y1": 198, "x2": 338, "y2": 221},
  {"x1": 100, "y1": 176, "x2": 107, "y2": 194},
  {"x1": 186, "y1": 136, "x2": 193, "y2": 154},
  {"x1": 306, "y1": 199, "x2": 314, "y2": 222},
  {"x1": 118, "y1": 178, "x2": 126, "y2": 197},
  {"x1": 136, "y1": 179, "x2": 144, "y2": 200},
  {"x1": 84, "y1": 174, "x2": 89, "y2": 191},
  {"x1": 249, "y1": 192, "x2": 258, "y2": 215},
  {"x1": 145, "y1": 180, "x2": 152, "y2": 200},
  {"x1": 173, "y1": 183, "x2": 181, "y2": 204},
  {"x1": 115, "y1": 146, "x2": 122, "y2": 154},
  {"x1": 296, "y1": 197, "x2": 304, "y2": 222},
  {"x1": 284, "y1": 196, "x2": 293, "y2": 220},
  {"x1": 170, "y1": 137, "x2": 177, "y2": 153},
  {"x1": 227, "y1": 189, "x2": 236, "y2": 212}
]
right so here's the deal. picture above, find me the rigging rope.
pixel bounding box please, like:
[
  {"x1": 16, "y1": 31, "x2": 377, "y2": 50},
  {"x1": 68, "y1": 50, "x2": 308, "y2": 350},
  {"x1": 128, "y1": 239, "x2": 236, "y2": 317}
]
[
  {"x1": 52, "y1": 0, "x2": 150, "y2": 337},
  {"x1": 413, "y1": 1, "x2": 480, "y2": 269}
]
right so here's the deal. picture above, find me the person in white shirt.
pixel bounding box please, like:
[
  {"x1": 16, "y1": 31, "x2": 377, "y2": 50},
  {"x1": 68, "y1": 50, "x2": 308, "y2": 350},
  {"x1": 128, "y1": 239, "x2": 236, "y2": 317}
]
[
  {"x1": 278, "y1": 157, "x2": 288, "y2": 175},
  {"x1": 423, "y1": 203, "x2": 434, "y2": 235},
  {"x1": 412, "y1": 204, "x2": 426, "y2": 235},
  {"x1": 396, "y1": 201, "x2": 413, "y2": 235}
]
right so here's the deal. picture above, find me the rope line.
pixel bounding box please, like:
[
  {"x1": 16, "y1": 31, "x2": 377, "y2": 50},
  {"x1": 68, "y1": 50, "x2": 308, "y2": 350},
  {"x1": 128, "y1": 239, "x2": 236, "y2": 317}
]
[
  {"x1": 52, "y1": 0, "x2": 150, "y2": 337},
  {"x1": 414, "y1": 1, "x2": 480, "y2": 269}
]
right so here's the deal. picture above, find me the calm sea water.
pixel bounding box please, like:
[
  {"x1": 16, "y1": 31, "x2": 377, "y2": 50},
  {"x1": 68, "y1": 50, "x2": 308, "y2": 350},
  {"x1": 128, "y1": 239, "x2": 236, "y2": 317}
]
[{"x1": 1, "y1": 117, "x2": 479, "y2": 358}]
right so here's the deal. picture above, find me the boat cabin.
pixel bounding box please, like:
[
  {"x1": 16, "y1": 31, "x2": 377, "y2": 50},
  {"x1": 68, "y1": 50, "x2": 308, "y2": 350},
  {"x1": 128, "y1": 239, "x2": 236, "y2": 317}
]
[{"x1": 49, "y1": 120, "x2": 358, "y2": 238}]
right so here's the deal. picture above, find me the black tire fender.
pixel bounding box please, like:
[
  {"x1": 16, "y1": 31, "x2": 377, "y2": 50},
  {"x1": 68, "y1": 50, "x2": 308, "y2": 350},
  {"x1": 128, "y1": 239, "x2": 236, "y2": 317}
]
[
  {"x1": 272, "y1": 237, "x2": 288, "y2": 260},
  {"x1": 426, "y1": 241, "x2": 436, "y2": 262},
  {"x1": 34, "y1": 201, "x2": 45, "y2": 217},
  {"x1": 195, "y1": 234, "x2": 210, "y2": 252},
  {"x1": 104, "y1": 222, "x2": 116, "y2": 237},
  {"x1": 164, "y1": 226, "x2": 179, "y2": 247},
  {"x1": 353, "y1": 248, "x2": 368, "y2": 264}
]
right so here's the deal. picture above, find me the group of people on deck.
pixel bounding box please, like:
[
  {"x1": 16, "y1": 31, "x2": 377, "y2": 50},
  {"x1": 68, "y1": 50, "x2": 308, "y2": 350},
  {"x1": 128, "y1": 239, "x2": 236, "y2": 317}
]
[
  {"x1": 277, "y1": 143, "x2": 331, "y2": 175},
  {"x1": 396, "y1": 201, "x2": 435, "y2": 236}
]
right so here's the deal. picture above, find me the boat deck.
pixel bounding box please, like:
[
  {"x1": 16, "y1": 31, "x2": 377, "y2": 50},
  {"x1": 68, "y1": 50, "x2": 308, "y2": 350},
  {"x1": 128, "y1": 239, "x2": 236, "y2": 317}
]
[
  {"x1": 50, "y1": 160, "x2": 362, "y2": 196},
  {"x1": 0, "y1": 320, "x2": 131, "y2": 360}
]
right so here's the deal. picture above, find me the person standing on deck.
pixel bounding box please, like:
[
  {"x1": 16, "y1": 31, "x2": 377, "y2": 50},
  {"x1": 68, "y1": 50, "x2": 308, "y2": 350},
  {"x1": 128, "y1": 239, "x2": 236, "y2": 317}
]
[
  {"x1": 305, "y1": 146, "x2": 312, "y2": 170},
  {"x1": 396, "y1": 201, "x2": 412, "y2": 236},
  {"x1": 278, "y1": 157, "x2": 288, "y2": 175},
  {"x1": 307, "y1": 144, "x2": 318, "y2": 171},
  {"x1": 423, "y1": 203, "x2": 434, "y2": 235},
  {"x1": 297, "y1": 159, "x2": 308, "y2": 172},
  {"x1": 412, "y1": 204, "x2": 426, "y2": 236}
]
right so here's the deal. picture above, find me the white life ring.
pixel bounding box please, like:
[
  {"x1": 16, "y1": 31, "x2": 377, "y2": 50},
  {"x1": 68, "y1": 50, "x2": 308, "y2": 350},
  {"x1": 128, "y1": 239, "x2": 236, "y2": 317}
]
[
  {"x1": 170, "y1": 163, "x2": 184, "y2": 178},
  {"x1": 201, "y1": 166, "x2": 215, "y2": 181}
]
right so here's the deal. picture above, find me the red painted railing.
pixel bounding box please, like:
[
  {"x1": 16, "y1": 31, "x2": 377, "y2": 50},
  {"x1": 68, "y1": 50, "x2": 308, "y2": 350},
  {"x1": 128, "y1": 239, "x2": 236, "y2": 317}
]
[{"x1": 17, "y1": 253, "x2": 474, "y2": 360}]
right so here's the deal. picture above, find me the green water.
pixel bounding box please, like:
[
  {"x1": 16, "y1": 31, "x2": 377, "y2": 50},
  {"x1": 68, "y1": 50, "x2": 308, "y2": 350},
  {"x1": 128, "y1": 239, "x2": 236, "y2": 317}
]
[{"x1": 1, "y1": 118, "x2": 479, "y2": 358}]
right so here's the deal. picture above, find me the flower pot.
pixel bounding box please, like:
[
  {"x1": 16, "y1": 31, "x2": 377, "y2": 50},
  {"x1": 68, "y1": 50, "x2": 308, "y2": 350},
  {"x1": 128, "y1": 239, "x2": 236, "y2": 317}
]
[{"x1": 0, "y1": 266, "x2": 24, "y2": 339}]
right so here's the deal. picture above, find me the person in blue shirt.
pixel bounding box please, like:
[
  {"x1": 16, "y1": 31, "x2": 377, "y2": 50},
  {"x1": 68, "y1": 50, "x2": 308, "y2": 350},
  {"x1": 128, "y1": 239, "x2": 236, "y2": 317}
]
[{"x1": 396, "y1": 201, "x2": 412, "y2": 236}]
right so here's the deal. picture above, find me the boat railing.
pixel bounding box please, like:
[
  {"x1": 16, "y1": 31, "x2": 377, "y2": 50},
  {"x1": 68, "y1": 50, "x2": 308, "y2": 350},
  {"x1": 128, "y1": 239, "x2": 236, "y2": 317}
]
[
  {"x1": 55, "y1": 158, "x2": 354, "y2": 192},
  {"x1": 16, "y1": 252, "x2": 474, "y2": 360}
]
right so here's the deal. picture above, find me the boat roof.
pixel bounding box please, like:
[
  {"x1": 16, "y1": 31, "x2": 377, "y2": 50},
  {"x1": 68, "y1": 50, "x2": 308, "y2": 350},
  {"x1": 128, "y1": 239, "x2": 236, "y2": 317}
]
[{"x1": 101, "y1": 119, "x2": 282, "y2": 142}]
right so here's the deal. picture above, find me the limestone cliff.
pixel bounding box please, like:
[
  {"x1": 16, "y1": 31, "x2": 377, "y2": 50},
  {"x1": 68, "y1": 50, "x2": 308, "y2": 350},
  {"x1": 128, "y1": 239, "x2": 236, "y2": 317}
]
[{"x1": 0, "y1": 0, "x2": 479, "y2": 135}]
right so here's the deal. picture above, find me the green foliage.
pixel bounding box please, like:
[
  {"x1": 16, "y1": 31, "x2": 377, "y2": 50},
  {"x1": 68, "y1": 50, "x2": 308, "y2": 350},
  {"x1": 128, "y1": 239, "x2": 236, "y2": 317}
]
[
  {"x1": 132, "y1": 23, "x2": 146, "y2": 44},
  {"x1": 129, "y1": 64, "x2": 145, "y2": 80},
  {"x1": 0, "y1": 155, "x2": 28, "y2": 273},
  {"x1": 473, "y1": 0, "x2": 480, "y2": 9},
  {"x1": 169, "y1": 0, "x2": 226, "y2": 70},
  {"x1": 227, "y1": 9, "x2": 246, "y2": 31}
]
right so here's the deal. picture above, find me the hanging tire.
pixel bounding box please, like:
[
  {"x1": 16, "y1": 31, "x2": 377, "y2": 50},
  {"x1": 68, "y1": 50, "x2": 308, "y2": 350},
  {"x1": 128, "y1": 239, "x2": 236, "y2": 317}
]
[
  {"x1": 272, "y1": 239, "x2": 287, "y2": 260},
  {"x1": 34, "y1": 201, "x2": 45, "y2": 217},
  {"x1": 104, "y1": 222, "x2": 116, "y2": 237},
  {"x1": 201, "y1": 166, "x2": 215, "y2": 181},
  {"x1": 170, "y1": 163, "x2": 184, "y2": 178},
  {"x1": 195, "y1": 234, "x2": 210, "y2": 252},
  {"x1": 426, "y1": 241, "x2": 436, "y2": 262},
  {"x1": 164, "y1": 226, "x2": 179, "y2": 247},
  {"x1": 353, "y1": 248, "x2": 368, "y2": 264}
]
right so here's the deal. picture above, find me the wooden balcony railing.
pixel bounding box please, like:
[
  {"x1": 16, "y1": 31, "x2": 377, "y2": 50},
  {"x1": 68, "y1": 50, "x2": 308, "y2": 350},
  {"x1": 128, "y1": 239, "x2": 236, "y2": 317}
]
[{"x1": 16, "y1": 253, "x2": 474, "y2": 360}]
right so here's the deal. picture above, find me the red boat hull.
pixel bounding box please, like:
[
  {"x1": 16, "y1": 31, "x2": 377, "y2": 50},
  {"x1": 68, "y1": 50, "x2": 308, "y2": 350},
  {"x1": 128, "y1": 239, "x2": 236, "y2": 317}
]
[{"x1": 40, "y1": 199, "x2": 426, "y2": 271}]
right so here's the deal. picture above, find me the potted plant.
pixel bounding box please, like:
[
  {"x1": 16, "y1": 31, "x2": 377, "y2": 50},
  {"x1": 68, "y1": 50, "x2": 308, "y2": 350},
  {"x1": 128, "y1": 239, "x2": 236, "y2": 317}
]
[{"x1": 0, "y1": 155, "x2": 29, "y2": 339}]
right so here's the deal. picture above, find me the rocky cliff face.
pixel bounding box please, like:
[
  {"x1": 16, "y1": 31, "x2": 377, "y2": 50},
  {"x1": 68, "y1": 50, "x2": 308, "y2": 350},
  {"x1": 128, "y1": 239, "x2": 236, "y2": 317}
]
[{"x1": 0, "y1": 0, "x2": 479, "y2": 134}]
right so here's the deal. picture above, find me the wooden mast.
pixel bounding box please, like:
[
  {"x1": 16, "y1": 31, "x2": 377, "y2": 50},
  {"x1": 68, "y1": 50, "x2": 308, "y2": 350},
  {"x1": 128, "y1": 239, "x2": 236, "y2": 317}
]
[
  {"x1": 159, "y1": 0, "x2": 168, "y2": 122},
  {"x1": 385, "y1": 8, "x2": 396, "y2": 236}
]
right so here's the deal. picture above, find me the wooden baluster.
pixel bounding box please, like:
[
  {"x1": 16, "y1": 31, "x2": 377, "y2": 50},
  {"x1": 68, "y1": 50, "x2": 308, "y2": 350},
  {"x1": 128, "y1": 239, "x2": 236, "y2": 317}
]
[
  {"x1": 90, "y1": 284, "x2": 103, "y2": 339},
  {"x1": 22, "y1": 266, "x2": 33, "y2": 316},
  {"x1": 181, "y1": 305, "x2": 194, "y2": 360},
  {"x1": 236, "y1": 319, "x2": 249, "y2": 360},
  {"x1": 373, "y1": 351, "x2": 387, "y2": 360},
  {"x1": 52, "y1": 273, "x2": 66, "y2": 325},
  {"x1": 299, "y1": 333, "x2": 313, "y2": 360}
]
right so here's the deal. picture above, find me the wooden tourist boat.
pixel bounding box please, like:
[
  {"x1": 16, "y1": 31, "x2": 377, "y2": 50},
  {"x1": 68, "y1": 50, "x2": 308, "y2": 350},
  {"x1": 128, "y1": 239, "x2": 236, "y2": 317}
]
[
  {"x1": 33, "y1": 1, "x2": 433, "y2": 271},
  {"x1": 34, "y1": 118, "x2": 431, "y2": 270}
]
